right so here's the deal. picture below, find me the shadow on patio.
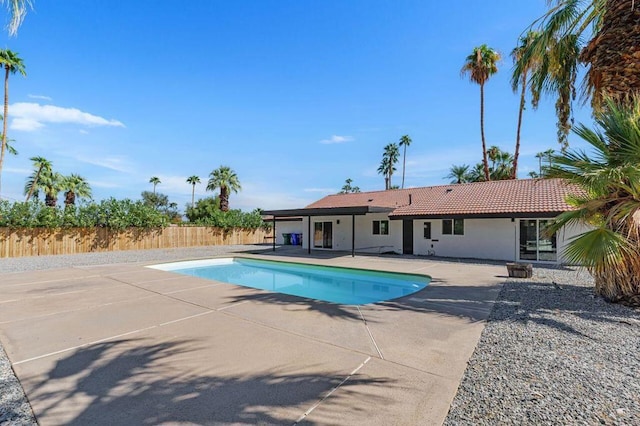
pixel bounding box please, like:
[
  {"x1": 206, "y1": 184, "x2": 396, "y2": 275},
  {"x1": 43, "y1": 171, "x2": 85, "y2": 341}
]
[{"x1": 29, "y1": 338, "x2": 394, "y2": 425}]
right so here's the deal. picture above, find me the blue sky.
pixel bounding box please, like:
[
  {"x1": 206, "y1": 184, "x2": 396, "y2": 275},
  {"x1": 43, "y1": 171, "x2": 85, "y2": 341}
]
[{"x1": 1, "y1": 0, "x2": 593, "y2": 211}]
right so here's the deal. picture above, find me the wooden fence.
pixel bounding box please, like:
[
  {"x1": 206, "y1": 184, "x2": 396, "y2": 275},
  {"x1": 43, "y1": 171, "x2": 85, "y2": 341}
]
[{"x1": 0, "y1": 226, "x2": 270, "y2": 258}]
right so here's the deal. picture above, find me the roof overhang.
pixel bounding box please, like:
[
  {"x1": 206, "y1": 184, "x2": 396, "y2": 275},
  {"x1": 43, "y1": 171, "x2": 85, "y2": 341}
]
[
  {"x1": 263, "y1": 206, "x2": 395, "y2": 218},
  {"x1": 388, "y1": 211, "x2": 566, "y2": 220}
]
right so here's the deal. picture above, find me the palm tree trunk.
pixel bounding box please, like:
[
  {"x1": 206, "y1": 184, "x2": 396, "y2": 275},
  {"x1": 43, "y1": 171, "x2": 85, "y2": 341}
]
[
  {"x1": 581, "y1": 0, "x2": 640, "y2": 108},
  {"x1": 25, "y1": 166, "x2": 42, "y2": 202},
  {"x1": 401, "y1": 145, "x2": 407, "y2": 189},
  {"x1": 191, "y1": 184, "x2": 195, "y2": 207},
  {"x1": 220, "y1": 186, "x2": 229, "y2": 212},
  {"x1": 0, "y1": 66, "x2": 9, "y2": 196},
  {"x1": 45, "y1": 193, "x2": 56, "y2": 207},
  {"x1": 480, "y1": 83, "x2": 490, "y2": 181},
  {"x1": 512, "y1": 70, "x2": 528, "y2": 179},
  {"x1": 65, "y1": 191, "x2": 75, "y2": 206}
]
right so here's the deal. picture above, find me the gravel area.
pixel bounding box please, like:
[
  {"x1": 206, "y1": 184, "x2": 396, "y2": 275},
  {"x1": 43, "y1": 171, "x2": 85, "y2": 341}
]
[{"x1": 445, "y1": 266, "x2": 640, "y2": 426}]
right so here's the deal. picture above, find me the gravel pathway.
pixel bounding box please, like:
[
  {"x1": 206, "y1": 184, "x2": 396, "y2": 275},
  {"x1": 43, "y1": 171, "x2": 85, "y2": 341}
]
[
  {"x1": 445, "y1": 266, "x2": 640, "y2": 426},
  {"x1": 2, "y1": 249, "x2": 639, "y2": 425}
]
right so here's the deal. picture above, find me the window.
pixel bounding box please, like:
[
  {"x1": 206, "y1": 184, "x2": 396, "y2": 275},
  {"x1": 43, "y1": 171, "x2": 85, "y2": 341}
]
[
  {"x1": 372, "y1": 220, "x2": 389, "y2": 235},
  {"x1": 442, "y1": 219, "x2": 464, "y2": 235},
  {"x1": 423, "y1": 222, "x2": 432, "y2": 239}
]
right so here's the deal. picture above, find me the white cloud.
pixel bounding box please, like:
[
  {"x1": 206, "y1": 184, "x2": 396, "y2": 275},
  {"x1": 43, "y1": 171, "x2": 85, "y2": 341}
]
[
  {"x1": 27, "y1": 94, "x2": 52, "y2": 101},
  {"x1": 303, "y1": 187, "x2": 336, "y2": 193},
  {"x1": 319, "y1": 135, "x2": 354, "y2": 144},
  {"x1": 9, "y1": 102, "x2": 125, "y2": 132},
  {"x1": 74, "y1": 154, "x2": 133, "y2": 173},
  {"x1": 4, "y1": 166, "x2": 31, "y2": 175}
]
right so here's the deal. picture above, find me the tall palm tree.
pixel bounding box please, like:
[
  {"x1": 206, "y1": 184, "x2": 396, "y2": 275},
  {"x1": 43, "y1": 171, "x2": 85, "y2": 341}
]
[
  {"x1": 149, "y1": 176, "x2": 161, "y2": 194},
  {"x1": 61, "y1": 174, "x2": 92, "y2": 206},
  {"x1": 461, "y1": 44, "x2": 501, "y2": 181},
  {"x1": 377, "y1": 143, "x2": 399, "y2": 190},
  {"x1": 24, "y1": 156, "x2": 51, "y2": 202},
  {"x1": 398, "y1": 135, "x2": 412, "y2": 189},
  {"x1": 511, "y1": 31, "x2": 541, "y2": 179},
  {"x1": 207, "y1": 166, "x2": 241, "y2": 212},
  {"x1": 546, "y1": 97, "x2": 640, "y2": 306},
  {"x1": 516, "y1": 0, "x2": 640, "y2": 148},
  {"x1": 186, "y1": 175, "x2": 200, "y2": 207},
  {"x1": 535, "y1": 151, "x2": 545, "y2": 175},
  {"x1": 0, "y1": 49, "x2": 25, "y2": 197},
  {"x1": 446, "y1": 164, "x2": 470, "y2": 184},
  {"x1": 1, "y1": 0, "x2": 32, "y2": 36}
]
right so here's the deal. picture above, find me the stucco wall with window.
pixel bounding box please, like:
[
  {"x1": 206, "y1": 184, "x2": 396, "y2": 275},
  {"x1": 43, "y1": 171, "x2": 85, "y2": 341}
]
[
  {"x1": 300, "y1": 214, "x2": 402, "y2": 253},
  {"x1": 412, "y1": 218, "x2": 517, "y2": 260}
]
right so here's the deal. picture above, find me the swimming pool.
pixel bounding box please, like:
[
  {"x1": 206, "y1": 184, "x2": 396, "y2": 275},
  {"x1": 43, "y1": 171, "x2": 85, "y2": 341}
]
[{"x1": 149, "y1": 258, "x2": 430, "y2": 305}]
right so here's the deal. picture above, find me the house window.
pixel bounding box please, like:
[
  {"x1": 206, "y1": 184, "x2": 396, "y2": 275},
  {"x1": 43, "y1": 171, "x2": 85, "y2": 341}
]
[
  {"x1": 519, "y1": 219, "x2": 556, "y2": 262},
  {"x1": 373, "y1": 220, "x2": 389, "y2": 235},
  {"x1": 442, "y1": 219, "x2": 464, "y2": 235},
  {"x1": 423, "y1": 222, "x2": 431, "y2": 239}
]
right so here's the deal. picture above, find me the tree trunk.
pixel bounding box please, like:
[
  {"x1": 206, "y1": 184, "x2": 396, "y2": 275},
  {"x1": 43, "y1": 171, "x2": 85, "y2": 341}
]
[
  {"x1": 220, "y1": 186, "x2": 229, "y2": 211},
  {"x1": 25, "y1": 166, "x2": 42, "y2": 202},
  {"x1": 45, "y1": 193, "x2": 56, "y2": 207},
  {"x1": 191, "y1": 185, "x2": 195, "y2": 207},
  {"x1": 401, "y1": 145, "x2": 407, "y2": 189},
  {"x1": 512, "y1": 70, "x2": 528, "y2": 179},
  {"x1": 64, "y1": 190, "x2": 75, "y2": 206},
  {"x1": 480, "y1": 83, "x2": 490, "y2": 181},
  {"x1": 0, "y1": 66, "x2": 9, "y2": 197},
  {"x1": 581, "y1": 0, "x2": 640, "y2": 108}
]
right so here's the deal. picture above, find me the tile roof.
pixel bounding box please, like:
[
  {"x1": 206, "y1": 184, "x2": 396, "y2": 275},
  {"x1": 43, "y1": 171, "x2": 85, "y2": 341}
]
[{"x1": 304, "y1": 178, "x2": 579, "y2": 217}]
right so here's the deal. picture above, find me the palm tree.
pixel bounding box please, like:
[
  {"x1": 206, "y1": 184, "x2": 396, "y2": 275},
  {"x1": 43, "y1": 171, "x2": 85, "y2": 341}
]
[
  {"x1": 1, "y1": 0, "x2": 32, "y2": 36},
  {"x1": 377, "y1": 143, "x2": 399, "y2": 190},
  {"x1": 149, "y1": 176, "x2": 161, "y2": 194},
  {"x1": 511, "y1": 31, "x2": 541, "y2": 179},
  {"x1": 24, "y1": 163, "x2": 60, "y2": 207},
  {"x1": 207, "y1": 166, "x2": 241, "y2": 212},
  {"x1": 461, "y1": 45, "x2": 501, "y2": 181},
  {"x1": 517, "y1": 1, "x2": 640, "y2": 148},
  {"x1": 546, "y1": 97, "x2": 640, "y2": 306},
  {"x1": 61, "y1": 174, "x2": 91, "y2": 206},
  {"x1": 398, "y1": 135, "x2": 412, "y2": 189},
  {"x1": 446, "y1": 164, "x2": 470, "y2": 184},
  {"x1": 186, "y1": 175, "x2": 200, "y2": 207},
  {"x1": 0, "y1": 49, "x2": 25, "y2": 197},
  {"x1": 535, "y1": 151, "x2": 545, "y2": 175},
  {"x1": 339, "y1": 178, "x2": 361, "y2": 194},
  {"x1": 24, "y1": 156, "x2": 51, "y2": 202}
]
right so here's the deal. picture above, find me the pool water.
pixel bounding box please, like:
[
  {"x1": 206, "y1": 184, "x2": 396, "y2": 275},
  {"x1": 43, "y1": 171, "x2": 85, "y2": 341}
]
[{"x1": 149, "y1": 258, "x2": 430, "y2": 305}]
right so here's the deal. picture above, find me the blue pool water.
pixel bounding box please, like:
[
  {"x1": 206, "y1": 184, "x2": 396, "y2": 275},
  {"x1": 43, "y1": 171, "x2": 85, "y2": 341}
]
[{"x1": 150, "y1": 258, "x2": 430, "y2": 305}]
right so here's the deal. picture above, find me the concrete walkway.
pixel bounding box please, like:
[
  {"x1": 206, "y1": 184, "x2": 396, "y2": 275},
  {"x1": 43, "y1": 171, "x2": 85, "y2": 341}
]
[{"x1": 0, "y1": 251, "x2": 506, "y2": 425}]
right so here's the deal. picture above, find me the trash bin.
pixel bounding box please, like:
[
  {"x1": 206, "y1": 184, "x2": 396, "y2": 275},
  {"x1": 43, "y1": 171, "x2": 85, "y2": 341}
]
[
  {"x1": 283, "y1": 233, "x2": 292, "y2": 245},
  {"x1": 291, "y1": 233, "x2": 298, "y2": 245},
  {"x1": 295, "y1": 233, "x2": 303, "y2": 246}
]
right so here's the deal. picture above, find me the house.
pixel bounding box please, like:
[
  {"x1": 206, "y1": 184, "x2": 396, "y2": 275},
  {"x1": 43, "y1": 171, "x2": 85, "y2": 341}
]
[{"x1": 263, "y1": 178, "x2": 586, "y2": 264}]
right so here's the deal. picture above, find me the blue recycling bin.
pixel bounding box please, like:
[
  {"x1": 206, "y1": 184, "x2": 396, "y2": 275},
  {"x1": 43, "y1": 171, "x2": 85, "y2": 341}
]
[{"x1": 291, "y1": 233, "x2": 299, "y2": 245}]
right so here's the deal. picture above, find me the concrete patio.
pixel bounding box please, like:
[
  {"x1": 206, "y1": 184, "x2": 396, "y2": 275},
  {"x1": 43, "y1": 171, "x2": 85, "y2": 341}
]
[{"x1": 0, "y1": 250, "x2": 506, "y2": 425}]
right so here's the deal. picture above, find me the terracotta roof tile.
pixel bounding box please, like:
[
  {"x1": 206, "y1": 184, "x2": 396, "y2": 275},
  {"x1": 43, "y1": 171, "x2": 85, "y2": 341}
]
[{"x1": 304, "y1": 179, "x2": 580, "y2": 217}]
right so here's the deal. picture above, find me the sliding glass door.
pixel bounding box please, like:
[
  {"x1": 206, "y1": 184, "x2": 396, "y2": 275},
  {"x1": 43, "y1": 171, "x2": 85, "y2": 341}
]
[
  {"x1": 313, "y1": 222, "x2": 333, "y2": 248},
  {"x1": 519, "y1": 219, "x2": 557, "y2": 262}
]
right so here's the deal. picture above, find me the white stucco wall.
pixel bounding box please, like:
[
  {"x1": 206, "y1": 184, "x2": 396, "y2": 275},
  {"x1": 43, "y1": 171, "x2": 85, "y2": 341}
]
[
  {"x1": 556, "y1": 222, "x2": 591, "y2": 264},
  {"x1": 297, "y1": 214, "x2": 588, "y2": 264},
  {"x1": 412, "y1": 218, "x2": 517, "y2": 261},
  {"x1": 300, "y1": 214, "x2": 402, "y2": 254}
]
